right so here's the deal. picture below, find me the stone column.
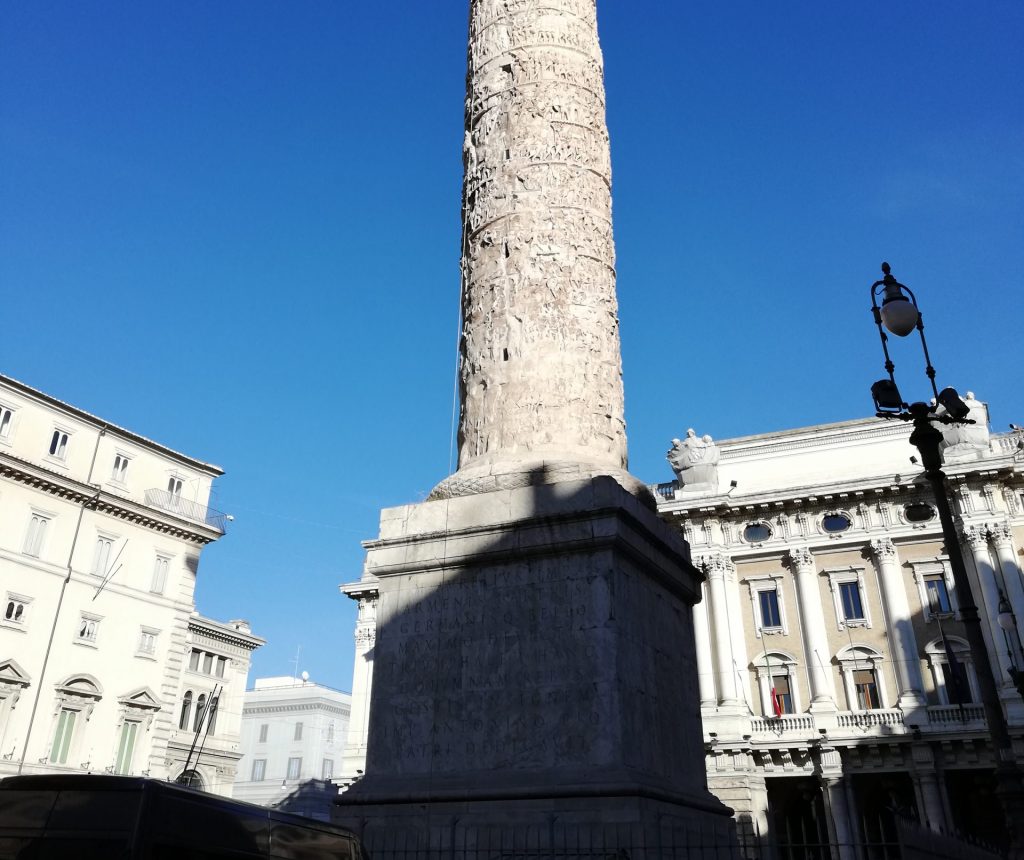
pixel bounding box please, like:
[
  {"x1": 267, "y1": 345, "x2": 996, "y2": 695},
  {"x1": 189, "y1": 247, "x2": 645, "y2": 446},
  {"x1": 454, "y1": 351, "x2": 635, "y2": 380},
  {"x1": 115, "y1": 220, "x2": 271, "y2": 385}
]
[
  {"x1": 725, "y1": 559, "x2": 752, "y2": 708},
  {"x1": 991, "y1": 521, "x2": 1024, "y2": 639},
  {"x1": 788, "y1": 548, "x2": 837, "y2": 711},
  {"x1": 818, "y1": 748, "x2": 857, "y2": 860},
  {"x1": 340, "y1": 583, "x2": 378, "y2": 781},
  {"x1": 705, "y1": 556, "x2": 740, "y2": 707},
  {"x1": 910, "y1": 744, "x2": 947, "y2": 832},
  {"x1": 693, "y1": 580, "x2": 718, "y2": 708},
  {"x1": 962, "y1": 525, "x2": 1016, "y2": 688},
  {"x1": 446, "y1": 0, "x2": 627, "y2": 488},
  {"x1": 869, "y1": 538, "x2": 926, "y2": 709}
]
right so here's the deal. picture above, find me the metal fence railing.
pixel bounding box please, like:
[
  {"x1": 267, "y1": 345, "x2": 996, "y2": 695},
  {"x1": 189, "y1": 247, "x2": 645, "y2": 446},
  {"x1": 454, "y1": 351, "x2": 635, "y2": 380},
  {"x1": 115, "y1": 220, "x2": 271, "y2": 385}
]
[
  {"x1": 144, "y1": 488, "x2": 227, "y2": 532},
  {"x1": 340, "y1": 818, "x2": 1002, "y2": 860}
]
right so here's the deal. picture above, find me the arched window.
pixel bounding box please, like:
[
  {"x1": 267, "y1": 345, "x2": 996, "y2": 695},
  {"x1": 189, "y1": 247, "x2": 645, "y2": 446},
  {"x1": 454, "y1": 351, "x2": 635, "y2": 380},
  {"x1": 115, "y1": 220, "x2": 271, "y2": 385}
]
[
  {"x1": 207, "y1": 696, "x2": 219, "y2": 735},
  {"x1": 179, "y1": 691, "x2": 192, "y2": 730},
  {"x1": 924, "y1": 637, "x2": 977, "y2": 705},
  {"x1": 177, "y1": 769, "x2": 203, "y2": 789},
  {"x1": 194, "y1": 694, "x2": 207, "y2": 732},
  {"x1": 836, "y1": 645, "x2": 887, "y2": 710},
  {"x1": 49, "y1": 676, "x2": 102, "y2": 766},
  {"x1": 751, "y1": 651, "x2": 800, "y2": 716}
]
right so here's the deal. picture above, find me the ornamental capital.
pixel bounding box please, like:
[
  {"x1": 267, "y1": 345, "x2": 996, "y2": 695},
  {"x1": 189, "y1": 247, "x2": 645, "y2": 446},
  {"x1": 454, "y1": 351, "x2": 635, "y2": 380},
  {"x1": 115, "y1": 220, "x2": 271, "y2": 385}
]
[
  {"x1": 786, "y1": 547, "x2": 815, "y2": 571},
  {"x1": 990, "y1": 521, "x2": 1015, "y2": 547},
  {"x1": 959, "y1": 523, "x2": 990, "y2": 550},
  {"x1": 870, "y1": 537, "x2": 897, "y2": 561},
  {"x1": 700, "y1": 553, "x2": 731, "y2": 579}
]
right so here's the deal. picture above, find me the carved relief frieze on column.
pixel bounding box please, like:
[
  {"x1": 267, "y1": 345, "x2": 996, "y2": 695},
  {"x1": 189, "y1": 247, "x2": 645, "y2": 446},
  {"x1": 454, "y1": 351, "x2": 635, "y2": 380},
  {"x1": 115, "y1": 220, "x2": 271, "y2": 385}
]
[
  {"x1": 453, "y1": 0, "x2": 626, "y2": 478},
  {"x1": 786, "y1": 547, "x2": 837, "y2": 711},
  {"x1": 869, "y1": 537, "x2": 926, "y2": 708}
]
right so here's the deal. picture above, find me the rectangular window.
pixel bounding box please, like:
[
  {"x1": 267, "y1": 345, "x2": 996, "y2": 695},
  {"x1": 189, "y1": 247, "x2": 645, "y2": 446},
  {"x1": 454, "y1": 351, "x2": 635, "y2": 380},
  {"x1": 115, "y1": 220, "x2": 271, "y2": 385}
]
[
  {"x1": 77, "y1": 616, "x2": 99, "y2": 643},
  {"x1": 0, "y1": 406, "x2": 12, "y2": 439},
  {"x1": 294, "y1": 722, "x2": 303, "y2": 741},
  {"x1": 114, "y1": 721, "x2": 139, "y2": 774},
  {"x1": 771, "y1": 675, "x2": 793, "y2": 715},
  {"x1": 287, "y1": 757, "x2": 302, "y2": 780},
  {"x1": 151, "y1": 556, "x2": 170, "y2": 594},
  {"x1": 322, "y1": 759, "x2": 334, "y2": 780},
  {"x1": 92, "y1": 536, "x2": 114, "y2": 576},
  {"x1": 252, "y1": 759, "x2": 266, "y2": 781},
  {"x1": 202, "y1": 653, "x2": 214, "y2": 675},
  {"x1": 4, "y1": 597, "x2": 28, "y2": 625},
  {"x1": 48, "y1": 429, "x2": 69, "y2": 460},
  {"x1": 258, "y1": 723, "x2": 268, "y2": 743},
  {"x1": 924, "y1": 575, "x2": 952, "y2": 614},
  {"x1": 215, "y1": 656, "x2": 227, "y2": 678},
  {"x1": 111, "y1": 454, "x2": 129, "y2": 483},
  {"x1": 327, "y1": 722, "x2": 335, "y2": 744},
  {"x1": 839, "y1": 582, "x2": 865, "y2": 621},
  {"x1": 854, "y1": 668, "x2": 880, "y2": 709},
  {"x1": 50, "y1": 709, "x2": 77, "y2": 764},
  {"x1": 759, "y1": 589, "x2": 782, "y2": 629},
  {"x1": 189, "y1": 649, "x2": 201, "y2": 671},
  {"x1": 23, "y1": 514, "x2": 49, "y2": 557},
  {"x1": 138, "y1": 629, "x2": 157, "y2": 655}
]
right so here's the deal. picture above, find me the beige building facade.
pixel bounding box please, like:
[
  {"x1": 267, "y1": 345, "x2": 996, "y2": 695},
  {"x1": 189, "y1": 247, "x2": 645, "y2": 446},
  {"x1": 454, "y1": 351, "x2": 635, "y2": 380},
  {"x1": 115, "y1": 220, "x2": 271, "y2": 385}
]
[
  {"x1": 658, "y1": 401, "x2": 1024, "y2": 852},
  {"x1": 0, "y1": 374, "x2": 261, "y2": 794}
]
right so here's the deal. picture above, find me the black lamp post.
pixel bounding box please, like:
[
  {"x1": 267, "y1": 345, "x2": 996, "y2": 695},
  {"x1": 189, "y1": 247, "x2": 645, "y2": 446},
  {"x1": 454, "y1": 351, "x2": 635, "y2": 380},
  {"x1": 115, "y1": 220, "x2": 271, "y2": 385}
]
[{"x1": 868, "y1": 262, "x2": 1024, "y2": 851}]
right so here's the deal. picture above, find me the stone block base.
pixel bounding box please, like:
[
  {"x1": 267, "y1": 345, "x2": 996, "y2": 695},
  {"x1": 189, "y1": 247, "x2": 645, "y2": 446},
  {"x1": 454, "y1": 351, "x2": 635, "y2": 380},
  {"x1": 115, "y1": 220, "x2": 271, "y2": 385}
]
[
  {"x1": 334, "y1": 791, "x2": 739, "y2": 858},
  {"x1": 335, "y1": 476, "x2": 736, "y2": 856}
]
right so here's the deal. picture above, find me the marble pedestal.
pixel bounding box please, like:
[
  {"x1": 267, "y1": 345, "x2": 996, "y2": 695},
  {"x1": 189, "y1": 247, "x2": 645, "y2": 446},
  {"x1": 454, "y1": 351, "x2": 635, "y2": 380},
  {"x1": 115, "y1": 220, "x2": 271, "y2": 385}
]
[{"x1": 334, "y1": 476, "x2": 736, "y2": 855}]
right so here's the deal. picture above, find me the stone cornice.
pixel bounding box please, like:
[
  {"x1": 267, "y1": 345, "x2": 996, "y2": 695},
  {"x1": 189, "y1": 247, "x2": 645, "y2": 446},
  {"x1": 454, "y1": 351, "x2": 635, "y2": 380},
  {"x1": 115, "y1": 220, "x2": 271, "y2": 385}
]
[
  {"x1": 0, "y1": 451, "x2": 222, "y2": 545},
  {"x1": 0, "y1": 373, "x2": 223, "y2": 476},
  {"x1": 242, "y1": 700, "x2": 350, "y2": 717},
  {"x1": 189, "y1": 618, "x2": 264, "y2": 651}
]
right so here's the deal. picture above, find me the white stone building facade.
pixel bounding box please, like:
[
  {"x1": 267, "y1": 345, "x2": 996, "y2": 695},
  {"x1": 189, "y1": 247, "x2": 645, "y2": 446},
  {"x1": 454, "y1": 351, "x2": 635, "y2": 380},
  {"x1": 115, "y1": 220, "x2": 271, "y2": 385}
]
[
  {"x1": 658, "y1": 402, "x2": 1024, "y2": 852},
  {"x1": 234, "y1": 676, "x2": 350, "y2": 812},
  {"x1": 341, "y1": 399, "x2": 1024, "y2": 849},
  {"x1": 0, "y1": 374, "x2": 261, "y2": 794}
]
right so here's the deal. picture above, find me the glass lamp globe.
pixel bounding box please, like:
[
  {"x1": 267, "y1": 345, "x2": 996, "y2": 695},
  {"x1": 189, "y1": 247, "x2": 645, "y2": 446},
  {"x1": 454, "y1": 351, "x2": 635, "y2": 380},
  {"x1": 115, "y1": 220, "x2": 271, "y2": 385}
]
[{"x1": 880, "y1": 297, "x2": 920, "y2": 337}]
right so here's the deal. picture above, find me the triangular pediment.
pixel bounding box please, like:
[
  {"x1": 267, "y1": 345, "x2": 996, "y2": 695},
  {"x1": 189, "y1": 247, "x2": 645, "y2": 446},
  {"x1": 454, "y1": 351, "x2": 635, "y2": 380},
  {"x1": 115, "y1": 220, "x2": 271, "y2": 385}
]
[
  {"x1": 118, "y1": 686, "x2": 162, "y2": 711},
  {"x1": 0, "y1": 659, "x2": 31, "y2": 687}
]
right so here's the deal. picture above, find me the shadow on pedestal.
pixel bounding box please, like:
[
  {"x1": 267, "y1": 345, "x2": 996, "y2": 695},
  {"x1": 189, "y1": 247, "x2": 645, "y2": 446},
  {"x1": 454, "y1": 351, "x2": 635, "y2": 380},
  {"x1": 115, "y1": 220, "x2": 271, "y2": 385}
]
[{"x1": 334, "y1": 471, "x2": 739, "y2": 857}]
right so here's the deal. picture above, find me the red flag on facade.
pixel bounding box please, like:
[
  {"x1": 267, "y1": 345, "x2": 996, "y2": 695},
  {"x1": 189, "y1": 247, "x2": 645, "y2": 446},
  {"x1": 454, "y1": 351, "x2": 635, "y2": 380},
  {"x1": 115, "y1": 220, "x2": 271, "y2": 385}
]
[{"x1": 771, "y1": 686, "x2": 783, "y2": 718}]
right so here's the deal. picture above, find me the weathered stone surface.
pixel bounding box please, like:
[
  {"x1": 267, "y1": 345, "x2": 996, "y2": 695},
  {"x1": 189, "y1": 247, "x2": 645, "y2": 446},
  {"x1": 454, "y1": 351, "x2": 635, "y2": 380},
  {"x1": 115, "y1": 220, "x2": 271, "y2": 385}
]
[
  {"x1": 454, "y1": 0, "x2": 627, "y2": 479},
  {"x1": 336, "y1": 479, "x2": 734, "y2": 849}
]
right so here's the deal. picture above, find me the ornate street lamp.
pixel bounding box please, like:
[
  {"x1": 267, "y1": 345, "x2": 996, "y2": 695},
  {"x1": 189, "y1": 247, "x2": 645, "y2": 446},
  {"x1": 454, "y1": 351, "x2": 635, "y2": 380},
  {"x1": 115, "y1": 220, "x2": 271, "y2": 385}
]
[{"x1": 867, "y1": 262, "x2": 1024, "y2": 851}]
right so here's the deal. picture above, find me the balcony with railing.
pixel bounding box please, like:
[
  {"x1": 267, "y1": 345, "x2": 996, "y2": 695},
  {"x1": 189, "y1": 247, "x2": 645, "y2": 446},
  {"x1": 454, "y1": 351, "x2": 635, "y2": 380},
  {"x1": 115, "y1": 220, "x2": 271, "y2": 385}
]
[
  {"x1": 926, "y1": 703, "x2": 987, "y2": 728},
  {"x1": 144, "y1": 488, "x2": 228, "y2": 533}
]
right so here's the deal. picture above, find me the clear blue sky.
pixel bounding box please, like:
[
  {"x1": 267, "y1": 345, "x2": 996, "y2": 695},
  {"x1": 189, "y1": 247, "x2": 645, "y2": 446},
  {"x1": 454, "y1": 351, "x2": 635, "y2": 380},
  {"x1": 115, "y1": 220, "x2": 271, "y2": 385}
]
[{"x1": 3, "y1": 2, "x2": 1021, "y2": 691}]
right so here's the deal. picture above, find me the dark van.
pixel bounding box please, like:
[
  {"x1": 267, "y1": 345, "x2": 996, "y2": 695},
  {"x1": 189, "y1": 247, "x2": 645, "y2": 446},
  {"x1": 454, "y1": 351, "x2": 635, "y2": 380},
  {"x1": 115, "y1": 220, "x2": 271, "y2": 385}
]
[{"x1": 0, "y1": 774, "x2": 366, "y2": 860}]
